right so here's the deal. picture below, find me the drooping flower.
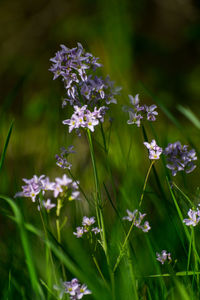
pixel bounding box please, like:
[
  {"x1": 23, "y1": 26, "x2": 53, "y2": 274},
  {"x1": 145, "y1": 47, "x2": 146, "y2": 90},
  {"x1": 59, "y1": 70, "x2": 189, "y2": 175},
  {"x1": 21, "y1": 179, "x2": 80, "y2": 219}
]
[
  {"x1": 163, "y1": 142, "x2": 197, "y2": 176},
  {"x1": 156, "y1": 250, "x2": 172, "y2": 265},
  {"x1": 144, "y1": 139, "x2": 163, "y2": 160},
  {"x1": 122, "y1": 209, "x2": 151, "y2": 233}
]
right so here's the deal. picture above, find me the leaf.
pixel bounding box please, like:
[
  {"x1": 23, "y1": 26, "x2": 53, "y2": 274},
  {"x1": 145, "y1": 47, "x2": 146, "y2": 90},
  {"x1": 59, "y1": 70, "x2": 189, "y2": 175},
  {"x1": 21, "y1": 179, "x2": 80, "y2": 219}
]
[
  {"x1": 178, "y1": 105, "x2": 200, "y2": 130},
  {"x1": 0, "y1": 121, "x2": 14, "y2": 173}
]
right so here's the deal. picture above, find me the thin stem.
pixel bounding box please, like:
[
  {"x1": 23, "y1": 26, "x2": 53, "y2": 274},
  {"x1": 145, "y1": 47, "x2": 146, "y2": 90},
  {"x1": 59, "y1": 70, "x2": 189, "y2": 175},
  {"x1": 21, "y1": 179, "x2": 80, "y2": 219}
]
[
  {"x1": 187, "y1": 228, "x2": 193, "y2": 274},
  {"x1": 139, "y1": 160, "x2": 155, "y2": 208},
  {"x1": 87, "y1": 129, "x2": 115, "y2": 299},
  {"x1": 113, "y1": 160, "x2": 154, "y2": 272}
]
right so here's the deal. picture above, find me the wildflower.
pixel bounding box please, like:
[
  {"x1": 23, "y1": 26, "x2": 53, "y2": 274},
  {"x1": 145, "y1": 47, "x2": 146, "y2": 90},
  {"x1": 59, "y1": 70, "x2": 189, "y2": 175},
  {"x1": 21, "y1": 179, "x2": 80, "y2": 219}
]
[
  {"x1": 50, "y1": 43, "x2": 120, "y2": 119},
  {"x1": 125, "y1": 94, "x2": 158, "y2": 127},
  {"x1": 15, "y1": 174, "x2": 80, "y2": 204},
  {"x1": 163, "y1": 142, "x2": 197, "y2": 176},
  {"x1": 14, "y1": 175, "x2": 45, "y2": 202},
  {"x1": 144, "y1": 139, "x2": 163, "y2": 160},
  {"x1": 183, "y1": 208, "x2": 200, "y2": 227},
  {"x1": 156, "y1": 250, "x2": 172, "y2": 265},
  {"x1": 55, "y1": 146, "x2": 75, "y2": 169},
  {"x1": 62, "y1": 105, "x2": 107, "y2": 133},
  {"x1": 73, "y1": 216, "x2": 101, "y2": 238},
  {"x1": 42, "y1": 199, "x2": 56, "y2": 211},
  {"x1": 73, "y1": 227, "x2": 84, "y2": 238},
  {"x1": 123, "y1": 209, "x2": 151, "y2": 233},
  {"x1": 91, "y1": 227, "x2": 101, "y2": 234},
  {"x1": 82, "y1": 216, "x2": 95, "y2": 226},
  {"x1": 63, "y1": 278, "x2": 91, "y2": 299}
]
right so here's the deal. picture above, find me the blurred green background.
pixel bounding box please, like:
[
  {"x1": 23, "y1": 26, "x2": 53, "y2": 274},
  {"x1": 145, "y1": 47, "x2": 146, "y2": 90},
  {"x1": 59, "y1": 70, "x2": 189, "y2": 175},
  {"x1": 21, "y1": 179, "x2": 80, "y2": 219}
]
[{"x1": 1, "y1": 0, "x2": 200, "y2": 298}]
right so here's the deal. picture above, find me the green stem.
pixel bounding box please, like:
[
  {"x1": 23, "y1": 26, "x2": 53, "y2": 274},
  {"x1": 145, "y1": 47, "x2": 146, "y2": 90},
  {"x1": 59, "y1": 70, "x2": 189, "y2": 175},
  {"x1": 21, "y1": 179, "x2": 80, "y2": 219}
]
[
  {"x1": 187, "y1": 228, "x2": 193, "y2": 274},
  {"x1": 56, "y1": 198, "x2": 66, "y2": 280},
  {"x1": 87, "y1": 129, "x2": 114, "y2": 299},
  {"x1": 113, "y1": 160, "x2": 154, "y2": 272}
]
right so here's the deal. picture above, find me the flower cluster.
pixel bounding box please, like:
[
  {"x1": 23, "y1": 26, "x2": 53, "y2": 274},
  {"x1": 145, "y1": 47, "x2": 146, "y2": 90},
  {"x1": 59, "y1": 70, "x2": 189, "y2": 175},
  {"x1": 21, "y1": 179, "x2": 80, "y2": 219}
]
[
  {"x1": 183, "y1": 206, "x2": 200, "y2": 227},
  {"x1": 54, "y1": 278, "x2": 91, "y2": 300},
  {"x1": 122, "y1": 209, "x2": 151, "y2": 232},
  {"x1": 15, "y1": 174, "x2": 80, "y2": 208},
  {"x1": 144, "y1": 139, "x2": 163, "y2": 160},
  {"x1": 73, "y1": 216, "x2": 101, "y2": 238},
  {"x1": 156, "y1": 250, "x2": 172, "y2": 265},
  {"x1": 163, "y1": 142, "x2": 197, "y2": 176},
  {"x1": 125, "y1": 94, "x2": 158, "y2": 127},
  {"x1": 63, "y1": 105, "x2": 107, "y2": 134},
  {"x1": 55, "y1": 146, "x2": 75, "y2": 169},
  {"x1": 50, "y1": 43, "x2": 120, "y2": 134}
]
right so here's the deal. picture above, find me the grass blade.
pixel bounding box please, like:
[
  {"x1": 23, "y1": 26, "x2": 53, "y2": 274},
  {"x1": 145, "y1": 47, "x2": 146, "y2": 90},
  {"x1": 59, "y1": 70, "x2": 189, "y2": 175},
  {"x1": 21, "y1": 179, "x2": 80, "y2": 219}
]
[{"x1": 0, "y1": 121, "x2": 14, "y2": 173}]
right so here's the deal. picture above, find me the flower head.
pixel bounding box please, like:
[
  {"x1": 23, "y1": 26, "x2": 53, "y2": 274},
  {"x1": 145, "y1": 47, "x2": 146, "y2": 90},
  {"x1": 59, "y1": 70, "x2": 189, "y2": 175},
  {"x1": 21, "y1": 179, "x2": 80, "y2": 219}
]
[
  {"x1": 125, "y1": 94, "x2": 158, "y2": 127},
  {"x1": 123, "y1": 209, "x2": 151, "y2": 233},
  {"x1": 156, "y1": 250, "x2": 172, "y2": 265},
  {"x1": 144, "y1": 139, "x2": 162, "y2": 160},
  {"x1": 183, "y1": 207, "x2": 200, "y2": 227},
  {"x1": 164, "y1": 142, "x2": 197, "y2": 176}
]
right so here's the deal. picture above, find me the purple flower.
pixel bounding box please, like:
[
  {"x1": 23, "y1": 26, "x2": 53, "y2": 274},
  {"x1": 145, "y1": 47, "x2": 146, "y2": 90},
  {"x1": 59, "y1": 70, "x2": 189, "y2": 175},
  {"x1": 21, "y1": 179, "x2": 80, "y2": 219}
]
[
  {"x1": 55, "y1": 146, "x2": 75, "y2": 169},
  {"x1": 125, "y1": 94, "x2": 158, "y2": 127},
  {"x1": 50, "y1": 43, "x2": 119, "y2": 114},
  {"x1": 156, "y1": 250, "x2": 172, "y2": 265},
  {"x1": 183, "y1": 208, "x2": 200, "y2": 227},
  {"x1": 146, "y1": 105, "x2": 158, "y2": 121},
  {"x1": 127, "y1": 111, "x2": 143, "y2": 127},
  {"x1": 73, "y1": 216, "x2": 101, "y2": 238},
  {"x1": 63, "y1": 278, "x2": 91, "y2": 299},
  {"x1": 144, "y1": 140, "x2": 163, "y2": 160},
  {"x1": 164, "y1": 142, "x2": 197, "y2": 176},
  {"x1": 15, "y1": 175, "x2": 45, "y2": 202},
  {"x1": 63, "y1": 105, "x2": 107, "y2": 134},
  {"x1": 123, "y1": 209, "x2": 151, "y2": 233},
  {"x1": 73, "y1": 227, "x2": 84, "y2": 238},
  {"x1": 82, "y1": 216, "x2": 95, "y2": 226},
  {"x1": 42, "y1": 199, "x2": 56, "y2": 211}
]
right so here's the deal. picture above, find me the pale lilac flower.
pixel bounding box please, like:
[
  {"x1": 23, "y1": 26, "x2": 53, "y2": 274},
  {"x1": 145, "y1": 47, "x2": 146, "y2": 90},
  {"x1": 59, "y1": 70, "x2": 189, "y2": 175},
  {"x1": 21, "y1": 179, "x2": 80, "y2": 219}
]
[
  {"x1": 63, "y1": 278, "x2": 91, "y2": 299},
  {"x1": 50, "y1": 43, "x2": 119, "y2": 116},
  {"x1": 63, "y1": 105, "x2": 106, "y2": 134},
  {"x1": 82, "y1": 216, "x2": 95, "y2": 226},
  {"x1": 123, "y1": 209, "x2": 151, "y2": 233},
  {"x1": 42, "y1": 199, "x2": 56, "y2": 211},
  {"x1": 15, "y1": 175, "x2": 45, "y2": 202},
  {"x1": 73, "y1": 227, "x2": 84, "y2": 238},
  {"x1": 140, "y1": 221, "x2": 151, "y2": 232},
  {"x1": 125, "y1": 94, "x2": 158, "y2": 126},
  {"x1": 146, "y1": 105, "x2": 158, "y2": 121},
  {"x1": 156, "y1": 250, "x2": 172, "y2": 265},
  {"x1": 77, "y1": 284, "x2": 92, "y2": 299},
  {"x1": 74, "y1": 216, "x2": 101, "y2": 238},
  {"x1": 91, "y1": 227, "x2": 101, "y2": 234},
  {"x1": 183, "y1": 208, "x2": 200, "y2": 227},
  {"x1": 164, "y1": 142, "x2": 197, "y2": 176},
  {"x1": 55, "y1": 146, "x2": 75, "y2": 170},
  {"x1": 144, "y1": 139, "x2": 162, "y2": 160},
  {"x1": 127, "y1": 111, "x2": 143, "y2": 127}
]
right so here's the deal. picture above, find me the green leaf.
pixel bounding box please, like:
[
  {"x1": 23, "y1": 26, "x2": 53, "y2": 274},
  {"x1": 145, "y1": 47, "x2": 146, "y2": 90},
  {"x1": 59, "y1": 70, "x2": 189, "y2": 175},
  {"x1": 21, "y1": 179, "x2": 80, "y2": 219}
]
[{"x1": 0, "y1": 121, "x2": 14, "y2": 173}]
